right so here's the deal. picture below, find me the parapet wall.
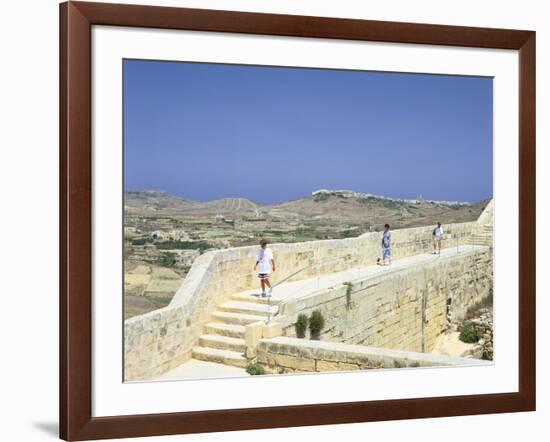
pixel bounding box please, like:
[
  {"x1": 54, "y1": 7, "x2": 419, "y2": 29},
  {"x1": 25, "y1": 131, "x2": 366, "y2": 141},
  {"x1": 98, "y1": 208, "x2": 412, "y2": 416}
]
[
  {"x1": 476, "y1": 199, "x2": 494, "y2": 226},
  {"x1": 257, "y1": 336, "x2": 491, "y2": 373},
  {"x1": 276, "y1": 247, "x2": 493, "y2": 353},
  {"x1": 124, "y1": 202, "x2": 493, "y2": 380}
]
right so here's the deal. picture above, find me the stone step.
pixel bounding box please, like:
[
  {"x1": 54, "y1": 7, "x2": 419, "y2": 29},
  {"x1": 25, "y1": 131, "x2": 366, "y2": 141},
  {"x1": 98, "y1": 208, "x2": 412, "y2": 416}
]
[
  {"x1": 204, "y1": 322, "x2": 246, "y2": 338},
  {"x1": 211, "y1": 311, "x2": 267, "y2": 326},
  {"x1": 231, "y1": 293, "x2": 280, "y2": 305},
  {"x1": 199, "y1": 334, "x2": 246, "y2": 352},
  {"x1": 218, "y1": 300, "x2": 278, "y2": 317},
  {"x1": 192, "y1": 346, "x2": 248, "y2": 368}
]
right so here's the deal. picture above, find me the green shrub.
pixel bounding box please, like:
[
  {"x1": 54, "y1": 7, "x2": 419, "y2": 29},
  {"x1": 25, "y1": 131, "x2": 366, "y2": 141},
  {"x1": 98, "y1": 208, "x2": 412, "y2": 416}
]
[
  {"x1": 344, "y1": 282, "x2": 353, "y2": 310},
  {"x1": 160, "y1": 253, "x2": 176, "y2": 267},
  {"x1": 485, "y1": 288, "x2": 493, "y2": 306},
  {"x1": 131, "y1": 237, "x2": 150, "y2": 246},
  {"x1": 459, "y1": 322, "x2": 480, "y2": 343},
  {"x1": 309, "y1": 310, "x2": 325, "y2": 340},
  {"x1": 295, "y1": 314, "x2": 309, "y2": 338},
  {"x1": 313, "y1": 193, "x2": 330, "y2": 202},
  {"x1": 246, "y1": 363, "x2": 266, "y2": 375},
  {"x1": 156, "y1": 240, "x2": 211, "y2": 252}
]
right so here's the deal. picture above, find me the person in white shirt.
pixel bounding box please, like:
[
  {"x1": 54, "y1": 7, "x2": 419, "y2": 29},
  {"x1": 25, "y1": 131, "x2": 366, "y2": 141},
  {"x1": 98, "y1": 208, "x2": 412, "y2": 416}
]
[
  {"x1": 432, "y1": 222, "x2": 444, "y2": 255},
  {"x1": 254, "y1": 239, "x2": 276, "y2": 297}
]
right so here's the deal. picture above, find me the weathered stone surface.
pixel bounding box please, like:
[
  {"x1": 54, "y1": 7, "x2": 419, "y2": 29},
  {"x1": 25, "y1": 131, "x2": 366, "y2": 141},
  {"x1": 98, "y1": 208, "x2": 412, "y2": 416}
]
[
  {"x1": 244, "y1": 321, "x2": 264, "y2": 358},
  {"x1": 316, "y1": 360, "x2": 340, "y2": 371},
  {"x1": 262, "y1": 322, "x2": 283, "y2": 339},
  {"x1": 274, "y1": 354, "x2": 316, "y2": 371},
  {"x1": 257, "y1": 337, "x2": 490, "y2": 373},
  {"x1": 278, "y1": 248, "x2": 492, "y2": 355},
  {"x1": 124, "y1": 204, "x2": 493, "y2": 381}
]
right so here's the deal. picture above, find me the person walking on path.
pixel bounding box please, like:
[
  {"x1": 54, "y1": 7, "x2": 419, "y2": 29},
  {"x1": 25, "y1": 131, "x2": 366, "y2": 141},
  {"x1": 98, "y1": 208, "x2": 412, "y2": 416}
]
[
  {"x1": 377, "y1": 224, "x2": 392, "y2": 266},
  {"x1": 254, "y1": 239, "x2": 276, "y2": 297},
  {"x1": 433, "y1": 222, "x2": 444, "y2": 255}
]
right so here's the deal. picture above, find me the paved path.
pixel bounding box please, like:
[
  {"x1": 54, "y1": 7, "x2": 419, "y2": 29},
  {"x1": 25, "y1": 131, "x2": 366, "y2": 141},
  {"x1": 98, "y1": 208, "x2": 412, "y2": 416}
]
[
  {"x1": 237, "y1": 244, "x2": 488, "y2": 304},
  {"x1": 431, "y1": 331, "x2": 476, "y2": 357},
  {"x1": 158, "y1": 359, "x2": 249, "y2": 381}
]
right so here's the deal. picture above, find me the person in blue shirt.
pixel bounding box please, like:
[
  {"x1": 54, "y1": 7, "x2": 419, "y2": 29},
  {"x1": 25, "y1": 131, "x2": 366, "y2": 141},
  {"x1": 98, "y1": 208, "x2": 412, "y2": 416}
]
[{"x1": 377, "y1": 224, "x2": 392, "y2": 266}]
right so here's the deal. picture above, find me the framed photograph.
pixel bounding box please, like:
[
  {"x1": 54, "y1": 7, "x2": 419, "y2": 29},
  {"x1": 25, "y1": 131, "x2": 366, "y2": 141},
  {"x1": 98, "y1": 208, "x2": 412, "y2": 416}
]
[{"x1": 60, "y1": 1, "x2": 536, "y2": 440}]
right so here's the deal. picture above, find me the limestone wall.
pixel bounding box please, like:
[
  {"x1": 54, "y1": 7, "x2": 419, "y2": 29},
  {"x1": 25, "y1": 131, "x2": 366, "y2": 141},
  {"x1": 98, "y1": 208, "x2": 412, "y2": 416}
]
[
  {"x1": 477, "y1": 199, "x2": 494, "y2": 225},
  {"x1": 276, "y1": 247, "x2": 493, "y2": 353},
  {"x1": 257, "y1": 336, "x2": 491, "y2": 373},
  {"x1": 170, "y1": 220, "x2": 480, "y2": 304},
  {"x1": 125, "y1": 202, "x2": 492, "y2": 380}
]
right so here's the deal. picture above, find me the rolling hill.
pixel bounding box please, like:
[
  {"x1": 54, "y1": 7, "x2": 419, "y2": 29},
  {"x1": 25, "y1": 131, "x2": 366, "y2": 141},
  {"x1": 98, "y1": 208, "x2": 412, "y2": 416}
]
[{"x1": 125, "y1": 190, "x2": 488, "y2": 228}]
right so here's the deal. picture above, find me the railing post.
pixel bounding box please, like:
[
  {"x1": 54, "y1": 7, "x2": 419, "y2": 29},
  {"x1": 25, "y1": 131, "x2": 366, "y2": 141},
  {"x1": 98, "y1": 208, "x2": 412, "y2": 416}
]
[
  {"x1": 316, "y1": 264, "x2": 321, "y2": 290},
  {"x1": 268, "y1": 254, "x2": 354, "y2": 322}
]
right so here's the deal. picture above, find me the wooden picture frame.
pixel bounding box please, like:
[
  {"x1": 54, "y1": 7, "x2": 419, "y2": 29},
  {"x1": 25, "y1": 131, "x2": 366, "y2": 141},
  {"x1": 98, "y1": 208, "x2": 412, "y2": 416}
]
[{"x1": 59, "y1": 1, "x2": 536, "y2": 440}]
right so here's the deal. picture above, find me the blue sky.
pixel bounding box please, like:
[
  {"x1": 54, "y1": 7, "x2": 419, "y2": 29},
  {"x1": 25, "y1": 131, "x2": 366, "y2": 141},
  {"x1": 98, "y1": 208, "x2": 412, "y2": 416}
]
[{"x1": 124, "y1": 59, "x2": 493, "y2": 204}]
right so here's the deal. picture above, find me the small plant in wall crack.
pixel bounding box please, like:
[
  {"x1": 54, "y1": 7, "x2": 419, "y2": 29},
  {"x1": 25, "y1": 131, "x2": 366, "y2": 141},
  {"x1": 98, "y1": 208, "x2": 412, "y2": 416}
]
[{"x1": 246, "y1": 363, "x2": 266, "y2": 375}]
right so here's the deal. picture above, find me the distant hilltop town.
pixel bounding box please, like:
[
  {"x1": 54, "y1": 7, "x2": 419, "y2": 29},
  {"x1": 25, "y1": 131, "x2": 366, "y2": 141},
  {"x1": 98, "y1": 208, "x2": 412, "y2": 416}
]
[{"x1": 311, "y1": 189, "x2": 472, "y2": 207}]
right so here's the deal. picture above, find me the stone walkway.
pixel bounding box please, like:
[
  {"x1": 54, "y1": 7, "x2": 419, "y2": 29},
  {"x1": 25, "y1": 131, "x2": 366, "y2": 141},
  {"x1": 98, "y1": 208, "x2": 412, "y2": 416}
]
[
  {"x1": 431, "y1": 331, "x2": 477, "y2": 357},
  {"x1": 156, "y1": 244, "x2": 488, "y2": 381},
  {"x1": 235, "y1": 244, "x2": 488, "y2": 304},
  {"x1": 158, "y1": 359, "x2": 248, "y2": 381}
]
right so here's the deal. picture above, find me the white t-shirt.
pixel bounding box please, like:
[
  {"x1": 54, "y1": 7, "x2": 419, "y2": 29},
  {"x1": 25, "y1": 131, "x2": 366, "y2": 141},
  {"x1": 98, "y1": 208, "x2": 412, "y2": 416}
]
[
  {"x1": 434, "y1": 226, "x2": 444, "y2": 238},
  {"x1": 257, "y1": 247, "x2": 274, "y2": 274}
]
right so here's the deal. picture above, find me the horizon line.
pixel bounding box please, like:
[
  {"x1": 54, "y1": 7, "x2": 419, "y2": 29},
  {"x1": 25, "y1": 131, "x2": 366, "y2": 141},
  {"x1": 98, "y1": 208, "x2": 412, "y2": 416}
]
[{"x1": 124, "y1": 188, "x2": 493, "y2": 206}]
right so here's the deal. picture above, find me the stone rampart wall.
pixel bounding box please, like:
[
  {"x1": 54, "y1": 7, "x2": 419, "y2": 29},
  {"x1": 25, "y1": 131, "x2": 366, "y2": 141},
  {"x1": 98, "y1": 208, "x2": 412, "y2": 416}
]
[
  {"x1": 277, "y1": 247, "x2": 493, "y2": 353},
  {"x1": 257, "y1": 336, "x2": 491, "y2": 373},
  {"x1": 125, "y1": 202, "x2": 492, "y2": 380}
]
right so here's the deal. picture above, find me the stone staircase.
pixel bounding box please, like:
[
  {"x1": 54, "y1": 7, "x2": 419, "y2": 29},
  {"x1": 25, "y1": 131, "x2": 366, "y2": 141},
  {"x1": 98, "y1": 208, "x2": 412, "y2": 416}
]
[
  {"x1": 467, "y1": 224, "x2": 493, "y2": 247},
  {"x1": 192, "y1": 293, "x2": 279, "y2": 368}
]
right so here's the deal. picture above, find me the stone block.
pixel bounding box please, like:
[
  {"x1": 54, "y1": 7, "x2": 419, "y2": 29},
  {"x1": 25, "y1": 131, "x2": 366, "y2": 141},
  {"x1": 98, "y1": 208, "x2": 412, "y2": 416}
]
[
  {"x1": 338, "y1": 362, "x2": 359, "y2": 371},
  {"x1": 275, "y1": 354, "x2": 316, "y2": 371},
  {"x1": 316, "y1": 360, "x2": 340, "y2": 371},
  {"x1": 263, "y1": 321, "x2": 283, "y2": 339},
  {"x1": 245, "y1": 321, "x2": 264, "y2": 352}
]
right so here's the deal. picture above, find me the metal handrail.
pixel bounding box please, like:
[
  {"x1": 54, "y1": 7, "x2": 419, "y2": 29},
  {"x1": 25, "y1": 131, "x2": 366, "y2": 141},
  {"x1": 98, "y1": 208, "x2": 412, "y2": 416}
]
[
  {"x1": 266, "y1": 252, "x2": 361, "y2": 323},
  {"x1": 265, "y1": 231, "x2": 492, "y2": 324}
]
